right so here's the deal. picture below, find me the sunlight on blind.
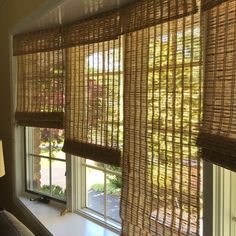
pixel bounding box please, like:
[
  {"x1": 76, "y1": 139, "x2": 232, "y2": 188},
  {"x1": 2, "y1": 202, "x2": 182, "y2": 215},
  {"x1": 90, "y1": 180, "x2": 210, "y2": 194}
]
[{"x1": 121, "y1": 10, "x2": 201, "y2": 236}]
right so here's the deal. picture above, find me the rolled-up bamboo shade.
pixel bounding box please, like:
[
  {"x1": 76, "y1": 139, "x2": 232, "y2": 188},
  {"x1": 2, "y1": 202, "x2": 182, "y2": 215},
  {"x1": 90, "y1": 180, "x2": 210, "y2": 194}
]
[
  {"x1": 121, "y1": 0, "x2": 197, "y2": 34},
  {"x1": 63, "y1": 10, "x2": 120, "y2": 47},
  {"x1": 121, "y1": 5, "x2": 201, "y2": 236},
  {"x1": 13, "y1": 27, "x2": 62, "y2": 56},
  {"x1": 15, "y1": 30, "x2": 65, "y2": 128},
  {"x1": 198, "y1": 0, "x2": 236, "y2": 171},
  {"x1": 62, "y1": 14, "x2": 122, "y2": 166},
  {"x1": 201, "y1": 0, "x2": 229, "y2": 11}
]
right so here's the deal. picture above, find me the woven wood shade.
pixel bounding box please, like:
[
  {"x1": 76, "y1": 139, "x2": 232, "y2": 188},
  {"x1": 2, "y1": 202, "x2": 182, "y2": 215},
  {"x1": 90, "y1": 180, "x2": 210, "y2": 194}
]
[
  {"x1": 201, "y1": 0, "x2": 229, "y2": 11},
  {"x1": 121, "y1": 7, "x2": 201, "y2": 236},
  {"x1": 15, "y1": 48, "x2": 64, "y2": 128},
  {"x1": 63, "y1": 10, "x2": 120, "y2": 47},
  {"x1": 121, "y1": 0, "x2": 197, "y2": 34},
  {"x1": 62, "y1": 16, "x2": 123, "y2": 166},
  {"x1": 13, "y1": 27, "x2": 62, "y2": 56},
  {"x1": 197, "y1": 0, "x2": 236, "y2": 171}
]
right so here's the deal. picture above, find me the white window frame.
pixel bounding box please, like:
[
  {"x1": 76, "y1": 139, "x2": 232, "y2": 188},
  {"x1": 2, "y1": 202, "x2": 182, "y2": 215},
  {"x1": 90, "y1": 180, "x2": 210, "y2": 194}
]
[
  {"x1": 213, "y1": 165, "x2": 236, "y2": 236},
  {"x1": 69, "y1": 156, "x2": 122, "y2": 233},
  {"x1": 23, "y1": 125, "x2": 122, "y2": 231},
  {"x1": 25, "y1": 127, "x2": 67, "y2": 202},
  {"x1": 82, "y1": 160, "x2": 121, "y2": 222}
]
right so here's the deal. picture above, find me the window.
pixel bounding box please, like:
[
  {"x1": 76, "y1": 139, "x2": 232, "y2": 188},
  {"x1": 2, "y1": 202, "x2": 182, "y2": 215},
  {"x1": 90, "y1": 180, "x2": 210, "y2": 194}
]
[
  {"x1": 14, "y1": 1, "x2": 207, "y2": 235},
  {"x1": 20, "y1": 14, "x2": 124, "y2": 230},
  {"x1": 74, "y1": 45, "x2": 123, "y2": 226},
  {"x1": 25, "y1": 127, "x2": 66, "y2": 201},
  {"x1": 147, "y1": 23, "x2": 201, "y2": 232},
  {"x1": 25, "y1": 126, "x2": 122, "y2": 228},
  {"x1": 80, "y1": 159, "x2": 122, "y2": 226}
]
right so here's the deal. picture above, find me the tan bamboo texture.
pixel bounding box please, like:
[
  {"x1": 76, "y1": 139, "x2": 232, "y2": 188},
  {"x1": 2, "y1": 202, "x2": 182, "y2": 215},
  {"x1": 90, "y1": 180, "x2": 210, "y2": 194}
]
[
  {"x1": 62, "y1": 11, "x2": 122, "y2": 166},
  {"x1": 198, "y1": 0, "x2": 236, "y2": 171},
  {"x1": 14, "y1": 28, "x2": 64, "y2": 128},
  {"x1": 121, "y1": 1, "x2": 201, "y2": 235},
  {"x1": 14, "y1": 0, "x2": 202, "y2": 234}
]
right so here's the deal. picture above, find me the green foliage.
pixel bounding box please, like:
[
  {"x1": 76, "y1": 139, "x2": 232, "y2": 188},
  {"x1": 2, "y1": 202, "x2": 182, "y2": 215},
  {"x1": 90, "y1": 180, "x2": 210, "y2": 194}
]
[
  {"x1": 106, "y1": 165, "x2": 122, "y2": 189},
  {"x1": 90, "y1": 183, "x2": 104, "y2": 193},
  {"x1": 107, "y1": 174, "x2": 122, "y2": 189},
  {"x1": 41, "y1": 184, "x2": 66, "y2": 199},
  {"x1": 107, "y1": 183, "x2": 121, "y2": 195},
  {"x1": 90, "y1": 182, "x2": 121, "y2": 196}
]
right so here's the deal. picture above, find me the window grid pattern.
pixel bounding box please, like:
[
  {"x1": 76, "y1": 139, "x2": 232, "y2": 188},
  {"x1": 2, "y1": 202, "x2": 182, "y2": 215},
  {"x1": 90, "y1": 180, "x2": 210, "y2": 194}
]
[
  {"x1": 26, "y1": 128, "x2": 66, "y2": 201},
  {"x1": 81, "y1": 160, "x2": 122, "y2": 224}
]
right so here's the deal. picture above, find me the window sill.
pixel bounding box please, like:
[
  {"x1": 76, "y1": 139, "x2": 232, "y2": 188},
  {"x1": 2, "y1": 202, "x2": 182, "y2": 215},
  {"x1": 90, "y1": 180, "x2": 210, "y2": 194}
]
[{"x1": 17, "y1": 196, "x2": 119, "y2": 236}]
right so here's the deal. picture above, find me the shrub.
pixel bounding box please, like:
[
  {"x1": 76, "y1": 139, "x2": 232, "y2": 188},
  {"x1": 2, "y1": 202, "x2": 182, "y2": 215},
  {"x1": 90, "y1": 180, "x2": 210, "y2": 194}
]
[{"x1": 41, "y1": 184, "x2": 66, "y2": 199}]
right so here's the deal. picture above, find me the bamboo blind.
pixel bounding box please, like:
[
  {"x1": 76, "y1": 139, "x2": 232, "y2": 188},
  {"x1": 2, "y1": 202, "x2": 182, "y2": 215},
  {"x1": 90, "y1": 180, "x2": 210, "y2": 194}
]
[
  {"x1": 63, "y1": 10, "x2": 120, "y2": 47},
  {"x1": 13, "y1": 1, "x2": 203, "y2": 234},
  {"x1": 62, "y1": 12, "x2": 122, "y2": 166},
  {"x1": 13, "y1": 27, "x2": 62, "y2": 55},
  {"x1": 121, "y1": 0, "x2": 197, "y2": 34},
  {"x1": 14, "y1": 30, "x2": 64, "y2": 128},
  {"x1": 198, "y1": 0, "x2": 236, "y2": 171},
  {"x1": 121, "y1": 6, "x2": 201, "y2": 236},
  {"x1": 201, "y1": 0, "x2": 229, "y2": 11}
]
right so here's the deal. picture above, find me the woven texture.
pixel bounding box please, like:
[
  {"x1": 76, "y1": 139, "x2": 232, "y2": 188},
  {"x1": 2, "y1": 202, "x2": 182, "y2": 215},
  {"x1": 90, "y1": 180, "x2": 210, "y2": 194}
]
[
  {"x1": 121, "y1": 0, "x2": 197, "y2": 34},
  {"x1": 15, "y1": 49, "x2": 64, "y2": 128},
  {"x1": 63, "y1": 10, "x2": 120, "y2": 47},
  {"x1": 13, "y1": 27, "x2": 62, "y2": 56},
  {"x1": 121, "y1": 6, "x2": 201, "y2": 236},
  {"x1": 198, "y1": 0, "x2": 236, "y2": 171},
  {"x1": 62, "y1": 27, "x2": 123, "y2": 166},
  {"x1": 201, "y1": 0, "x2": 228, "y2": 11}
]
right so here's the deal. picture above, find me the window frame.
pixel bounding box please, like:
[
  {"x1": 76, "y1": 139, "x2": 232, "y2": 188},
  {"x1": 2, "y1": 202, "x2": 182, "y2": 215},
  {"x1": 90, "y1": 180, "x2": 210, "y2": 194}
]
[
  {"x1": 23, "y1": 126, "x2": 122, "y2": 233},
  {"x1": 24, "y1": 127, "x2": 67, "y2": 203},
  {"x1": 80, "y1": 159, "x2": 122, "y2": 225},
  {"x1": 69, "y1": 155, "x2": 122, "y2": 234}
]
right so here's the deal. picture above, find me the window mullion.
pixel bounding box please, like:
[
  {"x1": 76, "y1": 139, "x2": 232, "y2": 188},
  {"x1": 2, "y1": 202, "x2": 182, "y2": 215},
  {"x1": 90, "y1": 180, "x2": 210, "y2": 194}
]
[
  {"x1": 104, "y1": 169, "x2": 107, "y2": 221},
  {"x1": 83, "y1": 163, "x2": 121, "y2": 176},
  {"x1": 49, "y1": 130, "x2": 52, "y2": 196}
]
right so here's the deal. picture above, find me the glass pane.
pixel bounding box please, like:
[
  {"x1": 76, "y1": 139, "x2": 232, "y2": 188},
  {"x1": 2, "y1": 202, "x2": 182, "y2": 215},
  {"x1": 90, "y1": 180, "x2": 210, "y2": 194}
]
[
  {"x1": 50, "y1": 129, "x2": 65, "y2": 160},
  {"x1": 106, "y1": 173, "x2": 121, "y2": 222},
  {"x1": 86, "y1": 167, "x2": 104, "y2": 215},
  {"x1": 37, "y1": 128, "x2": 50, "y2": 157},
  {"x1": 86, "y1": 159, "x2": 104, "y2": 169},
  {"x1": 105, "y1": 164, "x2": 121, "y2": 174},
  {"x1": 52, "y1": 160, "x2": 66, "y2": 200},
  {"x1": 27, "y1": 156, "x2": 50, "y2": 194},
  {"x1": 40, "y1": 158, "x2": 51, "y2": 195}
]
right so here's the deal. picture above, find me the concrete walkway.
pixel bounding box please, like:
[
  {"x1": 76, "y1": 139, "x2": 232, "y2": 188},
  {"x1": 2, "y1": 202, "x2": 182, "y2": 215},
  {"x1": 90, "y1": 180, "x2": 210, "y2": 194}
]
[{"x1": 88, "y1": 190, "x2": 121, "y2": 222}]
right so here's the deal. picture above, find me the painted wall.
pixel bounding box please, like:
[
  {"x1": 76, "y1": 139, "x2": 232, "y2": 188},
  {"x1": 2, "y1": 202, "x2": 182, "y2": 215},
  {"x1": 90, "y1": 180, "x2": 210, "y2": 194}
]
[{"x1": 0, "y1": 0, "x2": 52, "y2": 234}]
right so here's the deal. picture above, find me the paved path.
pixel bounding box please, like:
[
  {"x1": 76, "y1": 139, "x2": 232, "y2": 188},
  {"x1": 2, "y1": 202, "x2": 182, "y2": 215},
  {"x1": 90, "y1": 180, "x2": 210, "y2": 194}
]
[{"x1": 88, "y1": 190, "x2": 121, "y2": 222}]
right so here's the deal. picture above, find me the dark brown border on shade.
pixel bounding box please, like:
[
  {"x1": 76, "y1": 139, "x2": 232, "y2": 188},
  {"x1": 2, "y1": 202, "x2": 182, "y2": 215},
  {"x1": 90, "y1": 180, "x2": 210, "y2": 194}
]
[
  {"x1": 202, "y1": 0, "x2": 228, "y2": 11},
  {"x1": 201, "y1": 149, "x2": 236, "y2": 172},
  {"x1": 62, "y1": 139, "x2": 121, "y2": 167},
  {"x1": 197, "y1": 132, "x2": 236, "y2": 171},
  {"x1": 15, "y1": 111, "x2": 64, "y2": 129}
]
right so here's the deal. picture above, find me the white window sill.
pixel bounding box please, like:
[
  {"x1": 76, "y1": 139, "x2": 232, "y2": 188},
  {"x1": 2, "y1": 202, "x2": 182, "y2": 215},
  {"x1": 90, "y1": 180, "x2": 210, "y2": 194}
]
[{"x1": 17, "y1": 196, "x2": 119, "y2": 236}]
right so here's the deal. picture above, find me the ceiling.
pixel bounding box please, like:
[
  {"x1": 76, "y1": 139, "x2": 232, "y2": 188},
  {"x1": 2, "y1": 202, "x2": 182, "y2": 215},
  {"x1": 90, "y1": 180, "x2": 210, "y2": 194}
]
[{"x1": 20, "y1": 0, "x2": 135, "y2": 33}]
